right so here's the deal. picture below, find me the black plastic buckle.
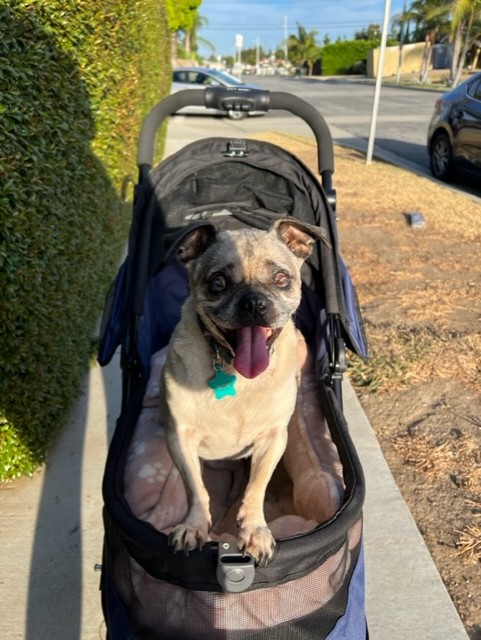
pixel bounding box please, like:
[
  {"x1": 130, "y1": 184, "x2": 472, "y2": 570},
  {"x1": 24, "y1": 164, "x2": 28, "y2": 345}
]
[{"x1": 224, "y1": 139, "x2": 248, "y2": 158}]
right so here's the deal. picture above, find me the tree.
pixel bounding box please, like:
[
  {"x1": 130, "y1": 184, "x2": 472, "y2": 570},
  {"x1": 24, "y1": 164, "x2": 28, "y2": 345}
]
[
  {"x1": 240, "y1": 46, "x2": 265, "y2": 66},
  {"x1": 393, "y1": 2, "x2": 414, "y2": 82},
  {"x1": 407, "y1": 0, "x2": 451, "y2": 42},
  {"x1": 450, "y1": 0, "x2": 481, "y2": 85},
  {"x1": 392, "y1": 1, "x2": 419, "y2": 43},
  {"x1": 355, "y1": 24, "x2": 382, "y2": 40},
  {"x1": 286, "y1": 23, "x2": 320, "y2": 75},
  {"x1": 404, "y1": 0, "x2": 451, "y2": 83},
  {"x1": 183, "y1": 13, "x2": 215, "y2": 58},
  {"x1": 393, "y1": 0, "x2": 481, "y2": 85},
  {"x1": 165, "y1": 0, "x2": 202, "y2": 64}
]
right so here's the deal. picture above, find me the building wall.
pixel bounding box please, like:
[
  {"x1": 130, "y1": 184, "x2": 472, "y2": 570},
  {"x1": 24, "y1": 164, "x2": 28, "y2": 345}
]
[{"x1": 367, "y1": 42, "x2": 433, "y2": 78}]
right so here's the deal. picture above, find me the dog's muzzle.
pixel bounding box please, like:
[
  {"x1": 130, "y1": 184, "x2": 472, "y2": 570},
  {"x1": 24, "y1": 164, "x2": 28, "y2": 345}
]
[{"x1": 197, "y1": 311, "x2": 282, "y2": 380}]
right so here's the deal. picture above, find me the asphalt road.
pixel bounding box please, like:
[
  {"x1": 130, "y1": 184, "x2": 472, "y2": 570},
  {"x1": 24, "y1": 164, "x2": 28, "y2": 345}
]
[{"x1": 251, "y1": 75, "x2": 439, "y2": 172}]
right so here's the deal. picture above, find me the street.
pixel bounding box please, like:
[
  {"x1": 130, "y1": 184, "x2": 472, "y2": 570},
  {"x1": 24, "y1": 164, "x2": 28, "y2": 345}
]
[{"x1": 253, "y1": 75, "x2": 439, "y2": 173}]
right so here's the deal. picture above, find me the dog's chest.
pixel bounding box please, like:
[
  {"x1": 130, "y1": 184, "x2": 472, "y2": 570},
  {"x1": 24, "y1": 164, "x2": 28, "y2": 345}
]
[{"x1": 197, "y1": 377, "x2": 297, "y2": 459}]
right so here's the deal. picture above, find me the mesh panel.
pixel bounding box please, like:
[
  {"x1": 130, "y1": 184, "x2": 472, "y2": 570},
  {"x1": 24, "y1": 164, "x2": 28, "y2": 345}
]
[{"x1": 111, "y1": 519, "x2": 362, "y2": 639}]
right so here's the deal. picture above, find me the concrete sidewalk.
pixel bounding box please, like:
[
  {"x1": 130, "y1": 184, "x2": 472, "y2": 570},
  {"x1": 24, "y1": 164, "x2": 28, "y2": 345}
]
[{"x1": 0, "y1": 119, "x2": 470, "y2": 639}]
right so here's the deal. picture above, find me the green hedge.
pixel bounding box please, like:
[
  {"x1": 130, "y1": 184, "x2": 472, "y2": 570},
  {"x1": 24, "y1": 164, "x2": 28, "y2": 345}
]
[
  {"x1": 320, "y1": 40, "x2": 384, "y2": 75},
  {"x1": 0, "y1": 1, "x2": 170, "y2": 481}
]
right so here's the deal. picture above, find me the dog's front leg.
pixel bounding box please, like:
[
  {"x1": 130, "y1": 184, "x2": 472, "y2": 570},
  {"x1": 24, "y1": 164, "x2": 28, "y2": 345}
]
[
  {"x1": 166, "y1": 427, "x2": 212, "y2": 553},
  {"x1": 237, "y1": 428, "x2": 288, "y2": 566}
]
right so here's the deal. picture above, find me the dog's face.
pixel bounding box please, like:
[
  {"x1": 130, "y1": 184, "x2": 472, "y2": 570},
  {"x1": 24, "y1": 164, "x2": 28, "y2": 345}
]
[{"x1": 176, "y1": 219, "x2": 328, "y2": 378}]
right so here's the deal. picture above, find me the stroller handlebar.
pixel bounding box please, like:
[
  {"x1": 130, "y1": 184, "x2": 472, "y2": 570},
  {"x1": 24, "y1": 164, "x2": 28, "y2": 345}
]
[{"x1": 137, "y1": 88, "x2": 335, "y2": 180}]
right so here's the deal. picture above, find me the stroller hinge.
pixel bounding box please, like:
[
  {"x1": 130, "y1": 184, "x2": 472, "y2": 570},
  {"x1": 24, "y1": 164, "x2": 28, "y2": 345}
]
[
  {"x1": 327, "y1": 188, "x2": 337, "y2": 213},
  {"x1": 321, "y1": 171, "x2": 337, "y2": 213}
]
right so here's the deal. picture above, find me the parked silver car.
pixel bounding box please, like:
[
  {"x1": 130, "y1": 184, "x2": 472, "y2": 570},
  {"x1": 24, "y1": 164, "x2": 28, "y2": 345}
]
[
  {"x1": 427, "y1": 72, "x2": 481, "y2": 182},
  {"x1": 171, "y1": 67, "x2": 265, "y2": 120}
]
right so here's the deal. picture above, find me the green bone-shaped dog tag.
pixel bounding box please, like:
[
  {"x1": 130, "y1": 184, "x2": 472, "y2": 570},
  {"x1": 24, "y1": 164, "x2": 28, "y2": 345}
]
[{"x1": 208, "y1": 368, "x2": 237, "y2": 400}]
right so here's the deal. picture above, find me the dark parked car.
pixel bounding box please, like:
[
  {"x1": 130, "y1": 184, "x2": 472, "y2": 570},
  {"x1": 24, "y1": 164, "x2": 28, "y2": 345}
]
[
  {"x1": 427, "y1": 72, "x2": 481, "y2": 181},
  {"x1": 171, "y1": 67, "x2": 265, "y2": 120}
]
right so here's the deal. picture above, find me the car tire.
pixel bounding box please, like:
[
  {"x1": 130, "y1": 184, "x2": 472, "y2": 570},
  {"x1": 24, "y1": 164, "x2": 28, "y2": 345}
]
[
  {"x1": 227, "y1": 110, "x2": 247, "y2": 120},
  {"x1": 430, "y1": 131, "x2": 453, "y2": 181}
]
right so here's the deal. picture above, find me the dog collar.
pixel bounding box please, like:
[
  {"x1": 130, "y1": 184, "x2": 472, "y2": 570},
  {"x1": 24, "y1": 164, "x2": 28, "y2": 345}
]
[{"x1": 196, "y1": 313, "x2": 237, "y2": 399}]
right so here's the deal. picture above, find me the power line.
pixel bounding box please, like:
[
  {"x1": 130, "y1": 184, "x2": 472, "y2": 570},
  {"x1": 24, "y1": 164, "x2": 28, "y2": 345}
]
[{"x1": 203, "y1": 21, "x2": 385, "y2": 30}]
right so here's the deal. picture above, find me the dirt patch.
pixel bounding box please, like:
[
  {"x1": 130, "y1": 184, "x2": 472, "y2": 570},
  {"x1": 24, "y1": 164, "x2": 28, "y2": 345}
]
[{"x1": 255, "y1": 134, "x2": 481, "y2": 638}]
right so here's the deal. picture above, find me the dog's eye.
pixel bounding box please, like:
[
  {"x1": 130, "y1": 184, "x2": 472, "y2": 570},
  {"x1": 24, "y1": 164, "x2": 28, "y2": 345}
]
[
  {"x1": 274, "y1": 272, "x2": 291, "y2": 288},
  {"x1": 208, "y1": 274, "x2": 226, "y2": 293}
]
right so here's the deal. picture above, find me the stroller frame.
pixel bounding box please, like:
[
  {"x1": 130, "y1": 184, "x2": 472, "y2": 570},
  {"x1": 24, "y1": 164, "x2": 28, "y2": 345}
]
[{"x1": 98, "y1": 87, "x2": 369, "y2": 639}]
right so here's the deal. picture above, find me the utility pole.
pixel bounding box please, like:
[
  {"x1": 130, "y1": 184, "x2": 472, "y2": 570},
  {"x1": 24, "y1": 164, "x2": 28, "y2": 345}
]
[
  {"x1": 235, "y1": 33, "x2": 243, "y2": 73},
  {"x1": 366, "y1": 0, "x2": 391, "y2": 164},
  {"x1": 284, "y1": 16, "x2": 288, "y2": 62}
]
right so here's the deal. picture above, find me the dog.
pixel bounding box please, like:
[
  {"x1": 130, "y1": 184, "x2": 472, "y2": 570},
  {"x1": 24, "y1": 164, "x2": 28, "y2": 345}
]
[{"x1": 159, "y1": 217, "x2": 330, "y2": 565}]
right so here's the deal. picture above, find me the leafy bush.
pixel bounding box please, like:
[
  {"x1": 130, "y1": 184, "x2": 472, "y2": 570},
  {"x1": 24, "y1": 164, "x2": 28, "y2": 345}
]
[
  {"x1": 320, "y1": 40, "x2": 383, "y2": 75},
  {"x1": 0, "y1": 0, "x2": 170, "y2": 481}
]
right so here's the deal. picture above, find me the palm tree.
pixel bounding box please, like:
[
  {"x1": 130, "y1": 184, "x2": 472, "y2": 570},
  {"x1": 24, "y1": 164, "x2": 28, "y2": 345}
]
[
  {"x1": 450, "y1": 0, "x2": 481, "y2": 85},
  {"x1": 183, "y1": 13, "x2": 214, "y2": 57},
  {"x1": 286, "y1": 24, "x2": 320, "y2": 75},
  {"x1": 406, "y1": 0, "x2": 451, "y2": 83},
  {"x1": 393, "y1": 1, "x2": 418, "y2": 82}
]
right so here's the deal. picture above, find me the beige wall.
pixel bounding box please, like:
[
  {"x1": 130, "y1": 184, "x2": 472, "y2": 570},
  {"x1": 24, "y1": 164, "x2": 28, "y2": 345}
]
[{"x1": 367, "y1": 42, "x2": 429, "y2": 78}]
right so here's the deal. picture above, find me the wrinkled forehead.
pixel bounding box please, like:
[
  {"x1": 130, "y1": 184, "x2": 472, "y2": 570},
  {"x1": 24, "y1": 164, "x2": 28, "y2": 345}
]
[{"x1": 195, "y1": 229, "x2": 296, "y2": 279}]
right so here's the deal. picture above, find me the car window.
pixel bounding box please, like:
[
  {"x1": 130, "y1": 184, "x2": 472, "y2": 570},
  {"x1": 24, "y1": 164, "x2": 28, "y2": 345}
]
[
  {"x1": 211, "y1": 70, "x2": 243, "y2": 86},
  {"x1": 173, "y1": 70, "x2": 198, "y2": 84},
  {"x1": 173, "y1": 71, "x2": 186, "y2": 83},
  {"x1": 202, "y1": 74, "x2": 221, "y2": 86},
  {"x1": 195, "y1": 73, "x2": 209, "y2": 85},
  {"x1": 467, "y1": 77, "x2": 481, "y2": 101}
]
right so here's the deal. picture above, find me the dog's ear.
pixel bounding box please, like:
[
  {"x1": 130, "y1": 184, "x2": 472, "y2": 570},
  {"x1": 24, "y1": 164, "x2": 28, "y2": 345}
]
[
  {"x1": 176, "y1": 223, "x2": 217, "y2": 264},
  {"x1": 272, "y1": 218, "x2": 331, "y2": 260}
]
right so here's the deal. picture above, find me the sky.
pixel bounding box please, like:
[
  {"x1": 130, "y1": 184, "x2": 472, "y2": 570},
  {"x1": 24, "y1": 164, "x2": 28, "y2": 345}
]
[{"x1": 196, "y1": 0, "x2": 407, "y2": 59}]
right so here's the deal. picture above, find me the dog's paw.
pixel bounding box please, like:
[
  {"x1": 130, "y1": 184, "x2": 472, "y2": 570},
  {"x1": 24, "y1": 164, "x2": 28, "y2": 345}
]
[
  {"x1": 237, "y1": 524, "x2": 276, "y2": 567},
  {"x1": 168, "y1": 523, "x2": 210, "y2": 554}
]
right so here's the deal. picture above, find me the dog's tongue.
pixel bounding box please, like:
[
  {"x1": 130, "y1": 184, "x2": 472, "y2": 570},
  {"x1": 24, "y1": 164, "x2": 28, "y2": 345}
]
[{"x1": 234, "y1": 325, "x2": 270, "y2": 379}]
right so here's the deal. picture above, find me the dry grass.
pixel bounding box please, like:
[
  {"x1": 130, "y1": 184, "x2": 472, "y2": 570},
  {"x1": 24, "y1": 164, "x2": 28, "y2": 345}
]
[
  {"x1": 392, "y1": 433, "x2": 456, "y2": 478},
  {"x1": 348, "y1": 327, "x2": 481, "y2": 395},
  {"x1": 454, "y1": 523, "x2": 481, "y2": 564},
  {"x1": 453, "y1": 500, "x2": 481, "y2": 565}
]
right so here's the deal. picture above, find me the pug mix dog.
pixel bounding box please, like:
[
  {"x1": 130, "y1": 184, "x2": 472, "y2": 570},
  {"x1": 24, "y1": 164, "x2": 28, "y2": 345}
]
[{"x1": 159, "y1": 217, "x2": 329, "y2": 565}]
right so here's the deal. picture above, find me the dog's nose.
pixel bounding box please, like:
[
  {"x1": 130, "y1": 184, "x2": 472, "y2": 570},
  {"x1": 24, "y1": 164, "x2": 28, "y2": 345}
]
[{"x1": 242, "y1": 293, "x2": 268, "y2": 318}]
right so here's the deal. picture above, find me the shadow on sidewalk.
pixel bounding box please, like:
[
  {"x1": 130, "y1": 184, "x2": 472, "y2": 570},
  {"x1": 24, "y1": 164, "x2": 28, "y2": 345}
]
[{"x1": 26, "y1": 356, "x2": 121, "y2": 640}]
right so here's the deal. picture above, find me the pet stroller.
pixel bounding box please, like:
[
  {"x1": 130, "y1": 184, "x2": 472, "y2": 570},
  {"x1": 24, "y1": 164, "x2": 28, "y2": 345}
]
[{"x1": 98, "y1": 87, "x2": 369, "y2": 639}]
